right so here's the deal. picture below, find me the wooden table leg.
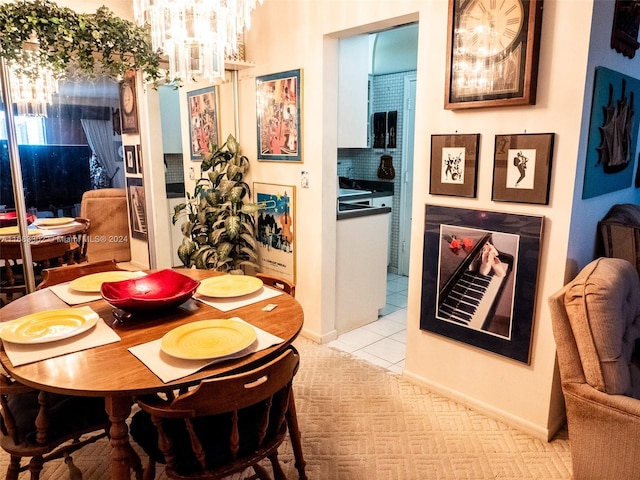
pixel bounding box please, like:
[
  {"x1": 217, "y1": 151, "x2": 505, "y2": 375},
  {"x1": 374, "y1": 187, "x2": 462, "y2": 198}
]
[{"x1": 105, "y1": 395, "x2": 134, "y2": 480}]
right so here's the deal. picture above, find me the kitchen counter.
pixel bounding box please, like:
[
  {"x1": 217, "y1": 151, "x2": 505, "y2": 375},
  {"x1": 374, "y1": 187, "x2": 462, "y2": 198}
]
[{"x1": 337, "y1": 202, "x2": 391, "y2": 220}]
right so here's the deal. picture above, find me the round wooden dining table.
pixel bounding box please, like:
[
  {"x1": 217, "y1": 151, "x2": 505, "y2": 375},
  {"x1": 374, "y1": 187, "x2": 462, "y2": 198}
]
[{"x1": 0, "y1": 268, "x2": 304, "y2": 479}]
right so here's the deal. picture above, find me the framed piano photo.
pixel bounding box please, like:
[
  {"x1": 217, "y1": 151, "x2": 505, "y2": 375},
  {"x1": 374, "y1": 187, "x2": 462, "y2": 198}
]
[{"x1": 419, "y1": 205, "x2": 543, "y2": 364}]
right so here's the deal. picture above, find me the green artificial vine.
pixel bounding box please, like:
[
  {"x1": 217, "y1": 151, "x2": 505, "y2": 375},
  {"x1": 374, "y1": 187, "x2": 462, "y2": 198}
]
[{"x1": 0, "y1": 0, "x2": 166, "y2": 84}]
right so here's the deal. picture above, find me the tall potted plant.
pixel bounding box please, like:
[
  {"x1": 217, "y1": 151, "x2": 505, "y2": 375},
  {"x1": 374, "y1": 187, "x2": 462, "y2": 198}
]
[{"x1": 172, "y1": 134, "x2": 262, "y2": 273}]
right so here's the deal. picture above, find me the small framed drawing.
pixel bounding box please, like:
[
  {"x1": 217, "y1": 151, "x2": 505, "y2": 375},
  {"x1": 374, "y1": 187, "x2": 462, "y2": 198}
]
[
  {"x1": 187, "y1": 86, "x2": 219, "y2": 161},
  {"x1": 119, "y1": 70, "x2": 139, "y2": 134},
  {"x1": 430, "y1": 134, "x2": 480, "y2": 197},
  {"x1": 256, "y1": 69, "x2": 302, "y2": 162},
  {"x1": 124, "y1": 145, "x2": 137, "y2": 174},
  {"x1": 492, "y1": 133, "x2": 555, "y2": 204},
  {"x1": 126, "y1": 177, "x2": 147, "y2": 241},
  {"x1": 253, "y1": 182, "x2": 296, "y2": 283},
  {"x1": 420, "y1": 204, "x2": 544, "y2": 364}
]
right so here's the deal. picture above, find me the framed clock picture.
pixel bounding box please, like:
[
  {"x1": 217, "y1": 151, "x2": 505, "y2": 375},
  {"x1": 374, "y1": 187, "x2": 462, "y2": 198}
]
[
  {"x1": 119, "y1": 70, "x2": 139, "y2": 134},
  {"x1": 444, "y1": 0, "x2": 545, "y2": 110}
]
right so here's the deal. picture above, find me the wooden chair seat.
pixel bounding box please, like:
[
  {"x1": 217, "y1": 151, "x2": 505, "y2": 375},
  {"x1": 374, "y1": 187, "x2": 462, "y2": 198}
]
[
  {"x1": 0, "y1": 373, "x2": 110, "y2": 480},
  {"x1": 131, "y1": 347, "x2": 307, "y2": 479}
]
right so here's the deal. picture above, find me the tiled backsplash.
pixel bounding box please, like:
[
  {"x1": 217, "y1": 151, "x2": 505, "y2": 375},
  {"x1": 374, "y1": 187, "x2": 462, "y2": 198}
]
[
  {"x1": 337, "y1": 70, "x2": 414, "y2": 273},
  {"x1": 164, "y1": 153, "x2": 185, "y2": 184}
]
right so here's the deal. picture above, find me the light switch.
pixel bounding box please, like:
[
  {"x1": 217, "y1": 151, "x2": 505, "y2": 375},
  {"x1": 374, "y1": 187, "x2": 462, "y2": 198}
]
[{"x1": 301, "y1": 170, "x2": 309, "y2": 188}]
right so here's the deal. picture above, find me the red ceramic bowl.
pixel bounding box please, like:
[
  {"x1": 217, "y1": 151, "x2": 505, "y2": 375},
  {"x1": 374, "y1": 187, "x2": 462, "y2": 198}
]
[
  {"x1": 0, "y1": 212, "x2": 36, "y2": 228},
  {"x1": 100, "y1": 269, "x2": 200, "y2": 314}
]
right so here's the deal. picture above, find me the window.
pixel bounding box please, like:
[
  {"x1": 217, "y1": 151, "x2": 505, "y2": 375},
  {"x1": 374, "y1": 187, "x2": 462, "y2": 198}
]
[{"x1": 0, "y1": 112, "x2": 46, "y2": 144}]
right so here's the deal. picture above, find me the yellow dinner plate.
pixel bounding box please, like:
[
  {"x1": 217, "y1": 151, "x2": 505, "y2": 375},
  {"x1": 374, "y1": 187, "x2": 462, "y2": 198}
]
[
  {"x1": 0, "y1": 226, "x2": 43, "y2": 236},
  {"x1": 36, "y1": 217, "x2": 75, "y2": 227},
  {"x1": 161, "y1": 319, "x2": 257, "y2": 360},
  {"x1": 0, "y1": 309, "x2": 98, "y2": 344},
  {"x1": 69, "y1": 271, "x2": 143, "y2": 293},
  {"x1": 196, "y1": 275, "x2": 263, "y2": 298}
]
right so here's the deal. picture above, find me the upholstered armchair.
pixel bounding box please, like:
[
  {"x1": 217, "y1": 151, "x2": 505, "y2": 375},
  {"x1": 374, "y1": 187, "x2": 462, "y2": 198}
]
[
  {"x1": 548, "y1": 257, "x2": 640, "y2": 479},
  {"x1": 80, "y1": 188, "x2": 131, "y2": 263}
]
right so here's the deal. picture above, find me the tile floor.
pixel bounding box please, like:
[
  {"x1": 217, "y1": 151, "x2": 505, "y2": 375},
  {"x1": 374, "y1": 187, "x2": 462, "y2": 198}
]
[{"x1": 327, "y1": 272, "x2": 408, "y2": 374}]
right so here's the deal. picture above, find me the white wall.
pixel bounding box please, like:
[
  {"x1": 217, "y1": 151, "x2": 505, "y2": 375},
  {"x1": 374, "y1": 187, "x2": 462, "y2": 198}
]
[{"x1": 243, "y1": 0, "x2": 598, "y2": 441}]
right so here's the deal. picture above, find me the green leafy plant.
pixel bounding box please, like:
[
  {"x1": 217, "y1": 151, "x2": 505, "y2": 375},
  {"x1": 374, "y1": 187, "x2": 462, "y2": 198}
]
[
  {"x1": 0, "y1": 0, "x2": 165, "y2": 84},
  {"x1": 172, "y1": 134, "x2": 262, "y2": 273}
]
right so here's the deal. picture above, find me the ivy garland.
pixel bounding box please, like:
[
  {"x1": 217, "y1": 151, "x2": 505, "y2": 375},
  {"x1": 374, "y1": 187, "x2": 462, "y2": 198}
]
[{"x1": 0, "y1": 0, "x2": 166, "y2": 84}]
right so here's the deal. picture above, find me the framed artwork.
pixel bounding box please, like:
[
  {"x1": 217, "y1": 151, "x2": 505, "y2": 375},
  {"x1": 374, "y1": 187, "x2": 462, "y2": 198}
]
[
  {"x1": 610, "y1": 0, "x2": 640, "y2": 59},
  {"x1": 119, "y1": 70, "x2": 139, "y2": 134},
  {"x1": 187, "y1": 86, "x2": 219, "y2": 161},
  {"x1": 444, "y1": 0, "x2": 544, "y2": 110},
  {"x1": 420, "y1": 205, "x2": 543, "y2": 364},
  {"x1": 136, "y1": 144, "x2": 143, "y2": 174},
  {"x1": 430, "y1": 134, "x2": 480, "y2": 197},
  {"x1": 124, "y1": 145, "x2": 137, "y2": 174},
  {"x1": 254, "y1": 182, "x2": 296, "y2": 283},
  {"x1": 126, "y1": 177, "x2": 147, "y2": 240},
  {"x1": 583, "y1": 66, "x2": 640, "y2": 199},
  {"x1": 256, "y1": 69, "x2": 302, "y2": 162},
  {"x1": 492, "y1": 133, "x2": 555, "y2": 204}
]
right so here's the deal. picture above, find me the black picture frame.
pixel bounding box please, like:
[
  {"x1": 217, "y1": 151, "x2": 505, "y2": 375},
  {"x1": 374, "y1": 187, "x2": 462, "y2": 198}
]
[
  {"x1": 492, "y1": 133, "x2": 555, "y2": 204},
  {"x1": 126, "y1": 177, "x2": 147, "y2": 241},
  {"x1": 430, "y1": 134, "x2": 480, "y2": 198},
  {"x1": 124, "y1": 145, "x2": 137, "y2": 174},
  {"x1": 420, "y1": 205, "x2": 543, "y2": 364}
]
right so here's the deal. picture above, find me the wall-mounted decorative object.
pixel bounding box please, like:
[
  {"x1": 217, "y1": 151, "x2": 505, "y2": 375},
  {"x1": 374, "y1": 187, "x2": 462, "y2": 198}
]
[
  {"x1": 420, "y1": 205, "x2": 543, "y2": 364},
  {"x1": 492, "y1": 133, "x2": 554, "y2": 204},
  {"x1": 611, "y1": 0, "x2": 640, "y2": 58},
  {"x1": 127, "y1": 177, "x2": 147, "y2": 240},
  {"x1": 430, "y1": 134, "x2": 480, "y2": 198},
  {"x1": 256, "y1": 69, "x2": 302, "y2": 162},
  {"x1": 444, "y1": 0, "x2": 544, "y2": 110},
  {"x1": 119, "y1": 70, "x2": 139, "y2": 134},
  {"x1": 377, "y1": 154, "x2": 395, "y2": 179},
  {"x1": 124, "y1": 145, "x2": 137, "y2": 174},
  {"x1": 372, "y1": 112, "x2": 386, "y2": 148},
  {"x1": 254, "y1": 183, "x2": 296, "y2": 283},
  {"x1": 112, "y1": 108, "x2": 121, "y2": 136},
  {"x1": 187, "y1": 86, "x2": 219, "y2": 161},
  {"x1": 583, "y1": 66, "x2": 640, "y2": 199},
  {"x1": 387, "y1": 111, "x2": 398, "y2": 148},
  {"x1": 136, "y1": 144, "x2": 143, "y2": 174}
]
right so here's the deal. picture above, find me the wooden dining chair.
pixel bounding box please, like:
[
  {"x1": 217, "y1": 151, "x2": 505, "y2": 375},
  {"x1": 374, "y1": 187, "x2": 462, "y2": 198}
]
[
  {"x1": 65, "y1": 217, "x2": 90, "y2": 264},
  {"x1": 131, "y1": 347, "x2": 307, "y2": 480},
  {"x1": 37, "y1": 259, "x2": 124, "y2": 290},
  {"x1": 0, "y1": 371, "x2": 111, "y2": 480},
  {"x1": 255, "y1": 273, "x2": 296, "y2": 297}
]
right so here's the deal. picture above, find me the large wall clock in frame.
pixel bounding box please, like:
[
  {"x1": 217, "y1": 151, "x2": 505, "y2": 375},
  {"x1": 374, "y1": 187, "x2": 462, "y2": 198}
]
[{"x1": 444, "y1": 0, "x2": 545, "y2": 110}]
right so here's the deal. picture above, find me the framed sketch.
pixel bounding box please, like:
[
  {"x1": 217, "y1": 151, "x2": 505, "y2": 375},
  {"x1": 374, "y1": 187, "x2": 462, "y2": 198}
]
[
  {"x1": 420, "y1": 205, "x2": 543, "y2": 364},
  {"x1": 126, "y1": 177, "x2": 147, "y2": 241},
  {"x1": 124, "y1": 145, "x2": 137, "y2": 174},
  {"x1": 430, "y1": 134, "x2": 480, "y2": 197},
  {"x1": 256, "y1": 69, "x2": 302, "y2": 162},
  {"x1": 187, "y1": 86, "x2": 219, "y2": 161},
  {"x1": 136, "y1": 144, "x2": 143, "y2": 174},
  {"x1": 119, "y1": 70, "x2": 139, "y2": 134},
  {"x1": 582, "y1": 67, "x2": 640, "y2": 199},
  {"x1": 492, "y1": 133, "x2": 555, "y2": 204},
  {"x1": 444, "y1": 0, "x2": 544, "y2": 110},
  {"x1": 253, "y1": 182, "x2": 296, "y2": 283}
]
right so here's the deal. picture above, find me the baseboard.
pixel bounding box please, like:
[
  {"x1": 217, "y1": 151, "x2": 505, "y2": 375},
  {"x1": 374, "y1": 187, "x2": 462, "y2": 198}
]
[
  {"x1": 403, "y1": 370, "x2": 555, "y2": 442},
  {"x1": 299, "y1": 328, "x2": 338, "y2": 344}
]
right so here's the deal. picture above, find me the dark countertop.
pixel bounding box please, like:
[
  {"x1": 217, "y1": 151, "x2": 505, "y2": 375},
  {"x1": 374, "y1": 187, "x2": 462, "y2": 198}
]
[{"x1": 336, "y1": 202, "x2": 391, "y2": 220}]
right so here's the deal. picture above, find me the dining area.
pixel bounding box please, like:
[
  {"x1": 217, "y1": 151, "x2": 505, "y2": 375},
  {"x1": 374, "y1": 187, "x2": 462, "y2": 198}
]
[{"x1": 0, "y1": 261, "x2": 307, "y2": 479}]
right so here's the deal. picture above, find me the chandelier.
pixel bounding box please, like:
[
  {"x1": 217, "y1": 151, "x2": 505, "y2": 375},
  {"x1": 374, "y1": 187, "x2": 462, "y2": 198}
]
[
  {"x1": 134, "y1": 0, "x2": 263, "y2": 84},
  {"x1": 8, "y1": 49, "x2": 59, "y2": 117}
]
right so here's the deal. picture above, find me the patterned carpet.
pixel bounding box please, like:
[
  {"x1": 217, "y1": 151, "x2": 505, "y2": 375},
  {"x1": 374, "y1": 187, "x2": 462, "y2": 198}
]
[{"x1": 0, "y1": 337, "x2": 573, "y2": 479}]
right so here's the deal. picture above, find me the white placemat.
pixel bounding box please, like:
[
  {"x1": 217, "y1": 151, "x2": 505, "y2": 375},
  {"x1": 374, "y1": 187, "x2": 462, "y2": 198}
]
[
  {"x1": 2, "y1": 307, "x2": 121, "y2": 367},
  {"x1": 128, "y1": 317, "x2": 283, "y2": 383},
  {"x1": 48, "y1": 271, "x2": 147, "y2": 305},
  {"x1": 195, "y1": 286, "x2": 283, "y2": 312}
]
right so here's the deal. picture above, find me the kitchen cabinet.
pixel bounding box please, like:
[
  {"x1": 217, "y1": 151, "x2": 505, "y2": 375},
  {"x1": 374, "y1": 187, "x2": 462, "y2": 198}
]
[
  {"x1": 337, "y1": 35, "x2": 371, "y2": 148},
  {"x1": 336, "y1": 209, "x2": 390, "y2": 334}
]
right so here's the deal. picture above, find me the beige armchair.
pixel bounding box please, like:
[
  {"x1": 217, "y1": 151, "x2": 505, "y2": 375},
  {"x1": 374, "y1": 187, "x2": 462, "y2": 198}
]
[
  {"x1": 80, "y1": 188, "x2": 131, "y2": 263},
  {"x1": 548, "y1": 257, "x2": 640, "y2": 479}
]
